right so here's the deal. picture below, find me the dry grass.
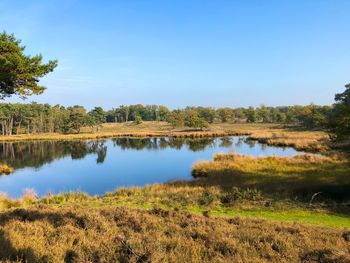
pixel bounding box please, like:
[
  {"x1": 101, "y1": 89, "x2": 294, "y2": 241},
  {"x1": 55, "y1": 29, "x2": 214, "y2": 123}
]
[
  {"x1": 0, "y1": 122, "x2": 240, "y2": 142},
  {"x1": 248, "y1": 130, "x2": 329, "y2": 152},
  {"x1": 191, "y1": 153, "x2": 350, "y2": 202},
  {"x1": 0, "y1": 204, "x2": 349, "y2": 263}
]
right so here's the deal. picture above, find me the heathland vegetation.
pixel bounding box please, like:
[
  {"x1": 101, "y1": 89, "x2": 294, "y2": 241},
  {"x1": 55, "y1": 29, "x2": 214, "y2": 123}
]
[{"x1": 0, "y1": 32, "x2": 350, "y2": 262}]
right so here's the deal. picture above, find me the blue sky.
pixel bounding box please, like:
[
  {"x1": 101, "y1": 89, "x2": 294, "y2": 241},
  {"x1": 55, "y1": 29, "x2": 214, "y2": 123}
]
[{"x1": 1, "y1": 0, "x2": 349, "y2": 109}]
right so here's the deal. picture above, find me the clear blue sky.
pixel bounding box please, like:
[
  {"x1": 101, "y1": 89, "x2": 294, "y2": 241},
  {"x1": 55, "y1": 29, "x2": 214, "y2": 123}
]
[{"x1": 1, "y1": 0, "x2": 349, "y2": 109}]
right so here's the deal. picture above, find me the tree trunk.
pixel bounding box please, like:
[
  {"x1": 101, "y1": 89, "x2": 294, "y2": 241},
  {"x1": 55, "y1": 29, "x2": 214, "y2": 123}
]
[
  {"x1": 16, "y1": 119, "x2": 22, "y2": 135},
  {"x1": 9, "y1": 117, "x2": 13, "y2": 136}
]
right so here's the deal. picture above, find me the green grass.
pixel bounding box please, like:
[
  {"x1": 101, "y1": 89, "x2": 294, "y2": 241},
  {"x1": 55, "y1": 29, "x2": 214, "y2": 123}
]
[
  {"x1": 10, "y1": 184, "x2": 345, "y2": 229},
  {"x1": 209, "y1": 207, "x2": 350, "y2": 228}
]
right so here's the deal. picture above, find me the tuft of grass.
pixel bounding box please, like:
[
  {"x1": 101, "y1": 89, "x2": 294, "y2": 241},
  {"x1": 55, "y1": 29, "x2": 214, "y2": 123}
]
[{"x1": 0, "y1": 164, "x2": 14, "y2": 175}]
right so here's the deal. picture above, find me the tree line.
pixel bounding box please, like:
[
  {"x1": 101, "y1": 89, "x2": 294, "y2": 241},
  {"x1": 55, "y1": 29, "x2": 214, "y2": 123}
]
[
  {"x1": 0, "y1": 102, "x2": 335, "y2": 135},
  {"x1": 0, "y1": 103, "x2": 105, "y2": 135}
]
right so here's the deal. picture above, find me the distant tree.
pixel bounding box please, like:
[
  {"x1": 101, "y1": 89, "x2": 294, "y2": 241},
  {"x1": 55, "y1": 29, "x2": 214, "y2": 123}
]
[
  {"x1": 233, "y1": 108, "x2": 246, "y2": 122},
  {"x1": 184, "y1": 110, "x2": 209, "y2": 130},
  {"x1": 217, "y1": 107, "x2": 233, "y2": 122},
  {"x1": 87, "y1": 107, "x2": 105, "y2": 132},
  {"x1": 129, "y1": 104, "x2": 145, "y2": 121},
  {"x1": 257, "y1": 105, "x2": 270, "y2": 122},
  {"x1": 60, "y1": 114, "x2": 73, "y2": 134},
  {"x1": 68, "y1": 106, "x2": 86, "y2": 133},
  {"x1": 285, "y1": 107, "x2": 299, "y2": 125},
  {"x1": 157, "y1": 105, "x2": 170, "y2": 121},
  {"x1": 198, "y1": 107, "x2": 217, "y2": 123},
  {"x1": 0, "y1": 32, "x2": 57, "y2": 98},
  {"x1": 328, "y1": 83, "x2": 350, "y2": 141},
  {"x1": 84, "y1": 114, "x2": 96, "y2": 133},
  {"x1": 90, "y1": 107, "x2": 105, "y2": 123},
  {"x1": 246, "y1": 107, "x2": 257, "y2": 123},
  {"x1": 105, "y1": 109, "x2": 116, "y2": 123},
  {"x1": 166, "y1": 110, "x2": 185, "y2": 128},
  {"x1": 276, "y1": 112, "x2": 287, "y2": 124},
  {"x1": 119, "y1": 105, "x2": 130, "y2": 122},
  {"x1": 299, "y1": 105, "x2": 314, "y2": 128}
]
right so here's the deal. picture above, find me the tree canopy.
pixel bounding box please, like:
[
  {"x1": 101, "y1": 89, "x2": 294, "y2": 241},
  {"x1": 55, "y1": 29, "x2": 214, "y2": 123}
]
[
  {"x1": 0, "y1": 32, "x2": 57, "y2": 98},
  {"x1": 328, "y1": 83, "x2": 350, "y2": 141}
]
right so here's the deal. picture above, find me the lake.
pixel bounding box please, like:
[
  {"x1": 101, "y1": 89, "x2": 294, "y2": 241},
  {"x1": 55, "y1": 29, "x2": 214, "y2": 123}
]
[{"x1": 0, "y1": 136, "x2": 304, "y2": 197}]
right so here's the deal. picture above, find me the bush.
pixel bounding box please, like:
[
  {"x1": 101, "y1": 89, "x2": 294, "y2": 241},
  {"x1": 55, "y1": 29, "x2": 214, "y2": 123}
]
[
  {"x1": 133, "y1": 115, "x2": 142, "y2": 125},
  {"x1": 221, "y1": 187, "x2": 263, "y2": 205},
  {"x1": 197, "y1": 191, "x2": 215, "y2": 206}
]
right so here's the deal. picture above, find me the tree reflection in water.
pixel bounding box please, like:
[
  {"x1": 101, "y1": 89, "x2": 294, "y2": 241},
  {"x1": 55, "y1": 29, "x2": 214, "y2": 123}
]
[
  {"x1": 111, "y1": 137, "x2": 217, "y2": 152},
  {"x1": 0, "y1": 140, "x2": 108, "y2": 169}
]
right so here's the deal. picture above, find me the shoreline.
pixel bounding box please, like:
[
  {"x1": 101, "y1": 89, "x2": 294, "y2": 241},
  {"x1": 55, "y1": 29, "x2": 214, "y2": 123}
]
[{"x1": 0, "y1": 122, "x2": 329, "y2": 153}]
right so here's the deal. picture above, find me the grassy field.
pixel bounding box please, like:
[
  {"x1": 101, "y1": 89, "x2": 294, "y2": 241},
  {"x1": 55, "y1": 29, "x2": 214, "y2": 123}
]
[{"x1": 0, "y1": 121, "x2": 329, "y2": 152}]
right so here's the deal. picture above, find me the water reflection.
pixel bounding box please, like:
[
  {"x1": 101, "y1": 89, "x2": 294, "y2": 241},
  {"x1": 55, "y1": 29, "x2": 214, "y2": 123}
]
[
  {"x1": 111, "y1": 137, "x2": 218, "y2": 152},
  {"x1": 0, "y1": 136, "x2": 302, "y2": 197},
  {"x1": 0, "y1": 140, "x2": 108, "y2": 169}
]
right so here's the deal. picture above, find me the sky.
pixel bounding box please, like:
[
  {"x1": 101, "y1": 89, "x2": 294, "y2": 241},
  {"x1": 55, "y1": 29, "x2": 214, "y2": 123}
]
[{"x1": 0, "y1": 0, "x2": 349, "y2": 110}]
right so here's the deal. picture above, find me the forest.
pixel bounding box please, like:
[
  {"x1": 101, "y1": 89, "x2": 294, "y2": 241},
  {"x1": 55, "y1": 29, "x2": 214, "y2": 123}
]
[{"x1": 0, "y1": 102, "x2": 334, "y2": 135}]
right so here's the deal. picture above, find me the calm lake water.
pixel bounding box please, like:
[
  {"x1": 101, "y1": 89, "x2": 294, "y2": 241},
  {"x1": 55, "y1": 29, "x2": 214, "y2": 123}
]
[{"x1": 0, "y1": 136, "x2": 303, "y2": 197}]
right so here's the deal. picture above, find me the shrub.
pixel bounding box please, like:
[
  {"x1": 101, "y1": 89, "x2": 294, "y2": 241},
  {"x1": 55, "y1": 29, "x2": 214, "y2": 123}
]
[{"x1": 221, "y1": 187, "x2": 263, "y2": 205}]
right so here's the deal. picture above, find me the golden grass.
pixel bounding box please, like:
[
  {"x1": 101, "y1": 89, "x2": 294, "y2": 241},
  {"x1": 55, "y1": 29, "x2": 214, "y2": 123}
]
[
  {"x1": 191, "y1": 153, "x2": 350, "y2": 202},
  {"x1": 0, "y1": 203, "x2": 349, "y2": 262},
  {"x1": 248, "y1": 130, "x2": 328, "y2": 152},
  {"x1": 0, "y1": 122, "x2": 241, "y2": 142}
]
